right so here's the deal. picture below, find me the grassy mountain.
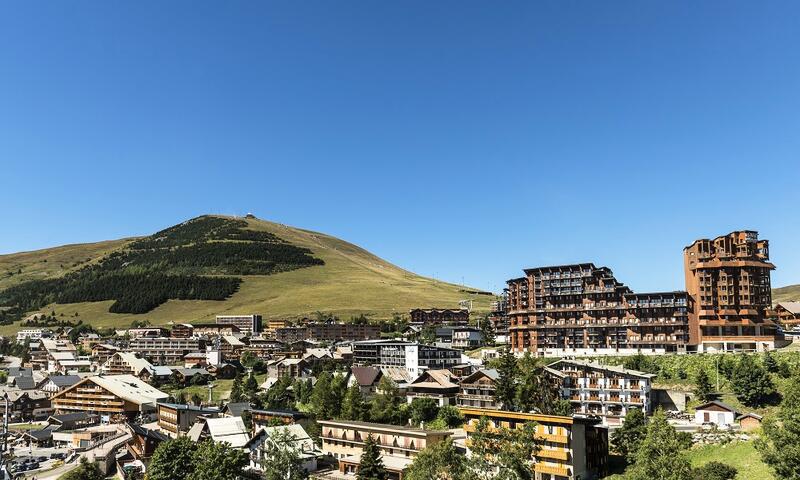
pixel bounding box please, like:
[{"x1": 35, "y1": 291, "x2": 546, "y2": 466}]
[
  {"x1": 0, "y1": 215, "x2": 492, "y2": 334},
  {"x1": 773, "y1": 284, "x2": 800, "y2": 303}
]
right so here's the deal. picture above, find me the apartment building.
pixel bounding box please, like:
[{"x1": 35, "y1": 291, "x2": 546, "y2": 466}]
[
  {"x1": 128, "y1": 337, "x2": 206, "y2": 365},
  {"x1": 546, "y1": 359, "x2": 654, "y2": 425},
  {"x1": 506, "y1": 263, "x2": 690, "y2": 356},
  {"x1": 409, "y1": 308, "x2": 469, "y2": 326},
  {"x1": 216, "y1": 314, "x2": 262, "y2": 335},
  {"x1": 127, "y1": 327, "x2": 169, "y2": 339},
  {"x1": 51, "y1": 375, "x2": 168, "y2": 421},
  {"x1": 460, "y1": 408, "x2": 608, "y2": 480},
  {"x1": 684, "y1": 231, "x2": 783, "y2": 352},
  {"x1": 456, "y1": 369, "x2": 500, "y2": 410},
  {"x1": 318, "y1": 419, "x2": 451, "y2": 479},
  {"x1": 16, "y1": 329, "x2": 50, "y2": 342},
  {"x1": 157, "y1": 402, "x2": 220, "y2": 437},
  {"x1": 352, "y1": 340, "x2": 461, "y2": 377},
  {"x1": 100, "y1": 352, "x2": 154, "y2": 379}
]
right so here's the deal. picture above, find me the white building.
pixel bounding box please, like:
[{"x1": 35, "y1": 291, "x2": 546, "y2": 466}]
[
  {"x1": 694, "y1": 401, "x2": 737, "y2": 427},
  {"x1": 17, "y1": 329, "x2": 49, "y2": 342}
]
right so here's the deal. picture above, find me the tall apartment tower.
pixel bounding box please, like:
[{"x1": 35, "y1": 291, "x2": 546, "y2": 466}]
[
  {"x1": 506, "y1": 263, "x2": 689, "y2": 355},
  {"x1": 683, "y1": 230, "x2": 782, "y2": 352}
]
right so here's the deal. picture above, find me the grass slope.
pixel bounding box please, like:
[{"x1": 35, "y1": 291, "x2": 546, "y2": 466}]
[
  {"x1": 0, "y1": 216, "x2": 491, "y2": 333},
  {"x1": 773, "y1": 284, "x2": 800, "y2": 303}
]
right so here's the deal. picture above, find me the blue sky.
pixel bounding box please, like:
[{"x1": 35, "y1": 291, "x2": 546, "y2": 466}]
[{"x1": 2, "y1": 1, "x2": 799, "y2": 293}]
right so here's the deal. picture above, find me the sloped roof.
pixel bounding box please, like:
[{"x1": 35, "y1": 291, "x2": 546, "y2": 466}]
[
  {"x1": 461, "y1": 368, "x2": 499, "y2": 384},
  {"x1": 106, "y1": 352, "x2": 154, "y2": 376},
  {"x1": 66, "y1": 375, "x2": 168, "y2": 406},
  {"x1": 204, "y1": 417, "x2": 250, "y2": 448},
  {"x1": 778, "y1": 302, "x2": 800, "y2": 315},
  {"x1": 223, "y1": 336, "x2": 245, "y2": 346},
  {"x1": 410, "y1": 369, "x2": 459, "y2": 389},
  {"x1": 351, "y1": 366, "x2": 382, "y2": 387},
  {"x1": 695, "y1": 400, "x2": 738, "y2": 414},
  {"x1": 223, "y1": 402, "x2": 252, "y2": 417},
  {"x1": 12, "y1": 376, "x2": 36, "y2": 390},
  {"x1": 43, "y1": 375, "x2": 82, "y2": 388}
]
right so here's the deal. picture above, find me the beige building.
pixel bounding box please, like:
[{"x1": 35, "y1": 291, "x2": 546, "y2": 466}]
[
  {"x1": 318, "y1": 419, "x2": 451, "y2": 479},
  {"x1": 459, "y1": 407, "x2": 608, "y2": 480}
]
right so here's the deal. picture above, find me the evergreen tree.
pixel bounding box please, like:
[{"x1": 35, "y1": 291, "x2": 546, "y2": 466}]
[
  {"x1": 190, "y1": 392, "x2": 203, "y2": 406},
  {"x1": 495, "y1": 348, "x2": 518, "y2": 410},
  {"x1": 756, "y1": 373, "x2": 800, "y2": 480},
  {"x1": 763, "y1": 350, "x2": 778, "y2": 372},
  {"x1": 229, "y1": 372, "x2": 245, "y2": 403},
  {"x1": 627, "y1": 410, "x2": 692, "y2": 480},
  {"x1": 310, "y1": 371, "x2": 334, "y2": 419},
  {"x1": 369, "y1": 377, "x2": 400, "y2": 424},
  {"x1": 405, "y1": 437, "x2": 466, "y2": 480},
  {"x1": 731, "y1": 354, "x2": 775, "y2": 407},
  {"x1": 357, "y1": 435, "x2": 388, "y2": 480},
  {"x1": 694, "y1": 368, "x2": 714, "y2": 402},
  {"x1": 610, "y1": 408, "x2": 647, "y2": 463},
  {"x1": 330, "y1": 373, "x2": 349, "y2": 418},
  {"x1": 341, "y1": 383, "x2": 367, "y2": 421},
  {"x1": 244, "y1": 372, "x2": 259, "y2": 400}
]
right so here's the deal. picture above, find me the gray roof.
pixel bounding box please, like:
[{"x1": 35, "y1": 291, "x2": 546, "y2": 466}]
[
  {"x1": 695, "y1": 400, "x2": 738, "y2": 414},
  {"x1": 45, "y1": 375, "x2": 82, "y2": 388},
  {"x1": 12, "y1": 376, "x2": 36, "y2": 390},
  {"x1": 778, "y1": 302, "x2": 800, "y2": 315},
  {"x1": 223, "y1": 402, "x2": 252, "y2": 417}
]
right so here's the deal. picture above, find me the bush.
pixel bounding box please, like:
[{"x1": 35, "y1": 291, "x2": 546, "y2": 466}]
[{"x1": 691, "y1": 461, "x2": 737, "y2": 480}]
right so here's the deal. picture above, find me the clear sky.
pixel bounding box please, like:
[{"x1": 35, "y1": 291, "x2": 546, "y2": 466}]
[{"x1": 2, "y1": 1, "x2": 799, "y2": 293}]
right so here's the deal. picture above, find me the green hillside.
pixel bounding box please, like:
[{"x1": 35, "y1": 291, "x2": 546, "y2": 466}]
[
  {"x1": 0, "y1": 215, "x2": 492, "y2": 334},
  {"x1": 773, "y1": 284, "x2": 800, "y2": 303}
]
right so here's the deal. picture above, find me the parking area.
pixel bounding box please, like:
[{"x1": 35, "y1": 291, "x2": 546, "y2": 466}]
[{"x1": 6, "y1": 436, "x2": 72, "y2": 477}]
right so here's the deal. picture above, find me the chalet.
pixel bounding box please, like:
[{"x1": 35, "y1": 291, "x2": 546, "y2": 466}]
[
  {"x1": 91, "y1": 344, "x2": 121, "y2": 365},
  {"x1": 51, "y1": 374, "x2": 169, "y2": 421},
  {"x1": 208, "y1": 362, "x2": 238, "y2": 379},
  {"x1": 100, "y1": 352, "x2": 154, "y2": 379},
  {"x1": 456, "y1": 369, "x2": 500, "y2": 410},
  {"x1": 405, "y1": 369, "x2": 460, "y2": 406},
  {"x1": 38, "y1": 375, "x2": 82, "y2": 397},
  {"x1": 267, "y1": 358, "x2": 310, "y2": 379},
  {"x1": 127, "y1": 423, "x2": 170, "y2": 461},
  {"x1": 184, "y1": 352, "x2": 209, "y2": 368},
  {"x1": 776, "y1": 302, "x2": 800, "y2": 328},
  {"x1": 348, "y1": 366, "x2": 383, "y2": 397}
]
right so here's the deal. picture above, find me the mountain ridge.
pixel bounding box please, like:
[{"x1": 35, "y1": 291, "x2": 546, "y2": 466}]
[{"x1": 0, "y1": 215, "x2": 491, "y2": 333}]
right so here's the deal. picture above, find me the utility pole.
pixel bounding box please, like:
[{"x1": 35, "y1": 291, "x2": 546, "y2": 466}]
[{"x1": 207, "y1": 383, "x2": 216, "y2": 404}]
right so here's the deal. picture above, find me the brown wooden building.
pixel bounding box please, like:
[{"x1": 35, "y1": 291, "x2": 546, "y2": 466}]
[{"x1": 684, "y1": 231, "x2": 784, "y2": 352}]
